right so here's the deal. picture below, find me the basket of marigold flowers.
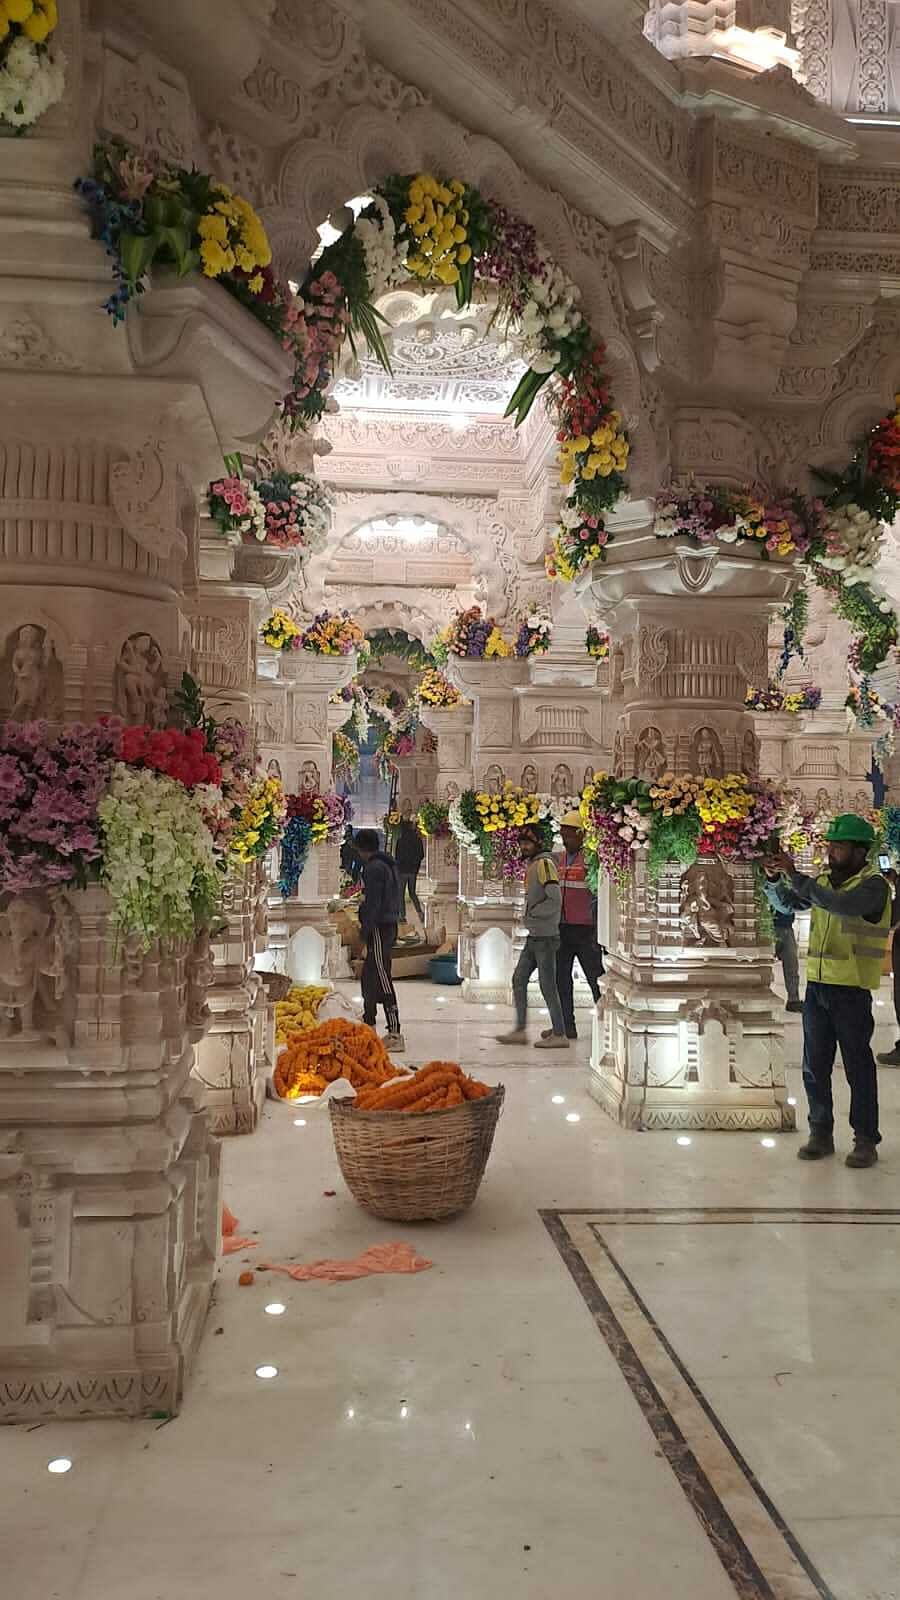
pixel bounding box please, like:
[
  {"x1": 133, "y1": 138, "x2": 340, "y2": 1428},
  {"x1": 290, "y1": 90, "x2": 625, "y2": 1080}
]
[{"x1": 329, "y1": 1063, "x2": 504, "y2": 1221}]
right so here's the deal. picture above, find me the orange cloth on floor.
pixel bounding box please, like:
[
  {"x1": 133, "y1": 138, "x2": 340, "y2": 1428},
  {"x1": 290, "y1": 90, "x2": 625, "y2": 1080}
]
[
  {"x1": 222, "y1": 1205, "x2": 257, "y2": 1256},
  {"x1": 260, "y1": 1242, "x2": 432, "y2": 1283}
]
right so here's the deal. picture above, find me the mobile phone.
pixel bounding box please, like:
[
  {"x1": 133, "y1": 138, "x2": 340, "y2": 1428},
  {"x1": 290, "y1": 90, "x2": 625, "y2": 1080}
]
[{"x1": 879, "y1": 853, "x2": 891, "y2": 871}]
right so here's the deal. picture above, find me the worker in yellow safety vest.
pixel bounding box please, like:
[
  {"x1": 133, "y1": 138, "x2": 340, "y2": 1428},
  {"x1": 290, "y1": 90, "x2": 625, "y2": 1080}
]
[{"x1": 765, "y1": 813, "x2": 891, "y2": 1168}]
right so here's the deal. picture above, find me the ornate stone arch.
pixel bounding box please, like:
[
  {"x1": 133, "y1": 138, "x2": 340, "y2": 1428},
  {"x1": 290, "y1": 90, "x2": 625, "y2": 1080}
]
[{"x1": 268, "y1": 100, "x2": 655, "y2": 489}]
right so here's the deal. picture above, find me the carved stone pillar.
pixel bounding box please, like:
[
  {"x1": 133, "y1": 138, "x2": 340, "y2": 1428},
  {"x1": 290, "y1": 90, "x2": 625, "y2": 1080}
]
[
  {"x1": 443, "y1": 659, "x2": 530, "y2": 1003},
  {"x1": 0, "y1": 888, "x2": 220, "y2": 1420},
  {"x1": 756, "y1": 708, "x2": 876, "y2": 818},
  {"x1": 416, "y1": 704, "x2": 474, "y2": 944},
  {"x1": 256, "y1": 651, "x2": 358, "y2": 985},
  {"x1": 578, "y1": 502, "x2": 797, "y2": 1131}
]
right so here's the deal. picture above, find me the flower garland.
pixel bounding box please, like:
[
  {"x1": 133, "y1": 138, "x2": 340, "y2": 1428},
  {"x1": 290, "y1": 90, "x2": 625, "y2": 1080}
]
[
  {"x1": 98, "y1": 765, "x2": 220, "y2": 949},
  {"x1": 366, "y1": 629, "x2": 435, "y2": 670},
  {"x1": 76, "y1": 141, "x2": 276, "y2": 328},
  {"x1": 513, "y1": 608, "x2": 552, "y2": 658},
  {"x1": 579, "y1": 770, "x2": 780, "y2": 891},
  {"x1": 0, "y1": 719, "x2": 121, "y2": 893},
  {"x1": 414, "y1": 667, "x2": 463, "y2": 709},
  {"x1": 449, "y1": 785, "x2": 557, "y2": 880},
  {"x1": 260, "y1": 609, "x2": 301, "y2": 651},
  {"x1": 208, "y1": 460, "x2": 332, "y2": 554},
  {"x1": 332, "y1": 730, "x2": 361, "y2": 786},
  {"x1": 278, "y1": 790, "x2": 350, "y2": 896},
  {"x1": 0, "y1": 0, "x2": 64, "y2": 132},
  {"x1": 745, "y1": 683, "x2": 822, "y2": 713},
  {"x1": 585, "y1": 626, "x2": 610, "y2": 660},
  {"x1": 298, "y1": 610, "x2": 366, "y2": 657},
  {"x1": 431, "y1": 606, "x2": 514, "y2": 662},
  {"x1": 119, "y1": 724, "x2": 223, "y2": 787},
  {"x1": 331, "y1": 679, "x2": 369, "y2": 741},
  {"x1": 417, "y1": 799, "x2": 450, "y2": 838},
  {"x1": 231, "y1": 774, "x2": 287, "y2": 864}
]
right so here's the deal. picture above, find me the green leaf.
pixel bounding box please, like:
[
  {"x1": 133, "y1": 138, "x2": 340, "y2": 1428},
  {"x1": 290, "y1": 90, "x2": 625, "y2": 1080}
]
[
  {"x1": 119, "y1": 231, "x2": 159, "y2": 285},
  {"x1": 223, "y1": 452, "x2": 243, "y2": 476},
  {"x1": 158, "y1": 224, "x2": 193, "y2": 274}
]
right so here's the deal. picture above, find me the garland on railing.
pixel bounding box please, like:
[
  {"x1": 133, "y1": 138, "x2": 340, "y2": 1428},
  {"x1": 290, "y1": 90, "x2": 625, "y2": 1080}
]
[
  {"x1": 260, "y1": 608, "x2": 366, "y2": 657},
  {"x1": 431, "y1": 606, "x2": 514, "y2": 662},
  {"x1": 365, "y1": 629, "x2": 435, "y2": 669}
]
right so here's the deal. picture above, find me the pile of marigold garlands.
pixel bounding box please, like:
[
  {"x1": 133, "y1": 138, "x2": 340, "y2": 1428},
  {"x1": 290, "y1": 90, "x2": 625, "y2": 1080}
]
[
  {"x1": 273, "y1": 1017, "x2": 402, "y2": 1101},
  {"x1": 354, "y1": 1063, "x2": 494, "y2": 1113}
]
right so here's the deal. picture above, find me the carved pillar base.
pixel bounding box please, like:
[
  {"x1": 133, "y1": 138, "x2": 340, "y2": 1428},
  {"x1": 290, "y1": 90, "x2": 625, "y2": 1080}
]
[
  {"x1": 421, "y1": 833, "x2": 461, "y2": 947},
  {"x1": 191, "y1": 863, "x2": 265, "y2": 1137},
  {"x1": 276, "y1": 843, "x2": 343, "y2": 986},
  {"x1": 457, "y1": 850, "x2": 522, "y2": 1005},
  {"x1": 0, "y1": 888, "x2": 221, "y2": 1423},
  {"x1": 590, "y1": 862, "x2": 795, "y2": 1132}
]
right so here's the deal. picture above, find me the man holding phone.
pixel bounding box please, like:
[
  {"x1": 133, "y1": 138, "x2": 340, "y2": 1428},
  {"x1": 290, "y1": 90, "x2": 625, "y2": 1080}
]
[{"x1": 764, "y1": 813, "x2": 891, "y2": 1167}]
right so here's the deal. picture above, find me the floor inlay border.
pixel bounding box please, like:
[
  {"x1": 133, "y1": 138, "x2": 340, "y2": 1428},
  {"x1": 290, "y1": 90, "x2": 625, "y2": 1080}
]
[{"x1": 541, "y1": 1208, "x2": 900, "y2": 1600}]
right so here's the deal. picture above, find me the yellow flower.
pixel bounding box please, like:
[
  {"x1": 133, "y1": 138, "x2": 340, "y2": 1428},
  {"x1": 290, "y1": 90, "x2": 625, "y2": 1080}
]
[
  {"x1": 6, "y1": 0, "x2": 35, "y2": 20},
  {"x1": 22, "y1": 6, "x2": 49, "y2": 36},
  {"x1": 200, "y1": 239, "x2": 229, "y2": 278},
  {"x1": 248, "y1": 272, "x2": 264, "y2": 293}
]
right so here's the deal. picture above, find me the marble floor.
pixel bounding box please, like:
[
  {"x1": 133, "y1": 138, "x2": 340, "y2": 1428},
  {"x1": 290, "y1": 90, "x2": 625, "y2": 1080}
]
[{"x1": 3, "y1": 981, "x2": 900, "y2": 1600}]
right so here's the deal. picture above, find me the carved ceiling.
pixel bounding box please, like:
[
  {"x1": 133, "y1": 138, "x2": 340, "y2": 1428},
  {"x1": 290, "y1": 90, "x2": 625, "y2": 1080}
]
[{"x1": 332, "y1": 287, "x2": 526, "y2": 417}]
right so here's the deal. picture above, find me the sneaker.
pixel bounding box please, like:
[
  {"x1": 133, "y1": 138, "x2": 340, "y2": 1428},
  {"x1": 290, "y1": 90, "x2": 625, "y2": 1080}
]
[
  {"x1": 542, "y1": 1026, "x2": 578, "y2": 1040},
  {"x1": 797, "y1": 1130, "x2": 835, "y2": 1160},
  {"x1": 877, "y1": 1045, "x2": 900, "y2": 1066},
  {"x1": 845, "y1": 1138, "x2": 879, "y2": 1168},
  {"x1": 383, "y1": 1032, "x2": 406, "y2": 1051},
  {"x1": 496, "y1": 1029, "x2": 528, "y2": 1045},
  {"x1": 534, "y1": 1034, "x2": 571, "y2": 1050},
  {"x1": 785, "y1": 1000, "x2": 804, "y2": 1014}
]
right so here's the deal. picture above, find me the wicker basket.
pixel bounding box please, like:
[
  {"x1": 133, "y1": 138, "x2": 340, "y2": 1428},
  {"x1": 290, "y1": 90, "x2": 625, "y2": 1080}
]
[{"x1": 329, "y1": 1086, "x2": 504, "y2": 1222}]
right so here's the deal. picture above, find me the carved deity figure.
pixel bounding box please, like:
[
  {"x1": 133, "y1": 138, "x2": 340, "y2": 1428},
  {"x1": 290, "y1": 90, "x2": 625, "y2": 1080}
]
[
  {"x1": 520, "y1": 763, "x2": 538, "y2": 794},
  {"x1": 583, "y1": 765, "x2": 595, "y2": 791},
  {"x1": 691, "y1": 726, "x2": 724, "y2": 777},
  {"x1": 0, "y1": 894, "x2": 53, "y2": 1039},
  {"x1": 551, "y1": 763, "x2": 574, "y2": 800},
  {"x1": 116, "y1": 633, "x2": 166, "y2": 726},
  {"x1": 679, "y1": 859, "x2": 735, "y2": 948},
  {"x1": 10, "y1": 625, "x2": 46, "y2": 719},
  {"x1": 634, "y1": 726, "x2": 667, "y2": 781},
  {"x1": 484, "y1": 764, "x2": 505, "y2": 796},
  {"x1": 300, "y1": 760, "x2": 321, "y2": 794},
  {"x1": 444, "y1": 780, "x2": 461, "y2": 802},
  {"x1": 741, "y1": 728, "x2": 758, "y2": 777}
]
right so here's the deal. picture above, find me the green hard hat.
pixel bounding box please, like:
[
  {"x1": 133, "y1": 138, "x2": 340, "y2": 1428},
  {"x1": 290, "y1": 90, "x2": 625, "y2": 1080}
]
[{"x1": 824, "y1": 813, "x2": 876, "y2": 845}]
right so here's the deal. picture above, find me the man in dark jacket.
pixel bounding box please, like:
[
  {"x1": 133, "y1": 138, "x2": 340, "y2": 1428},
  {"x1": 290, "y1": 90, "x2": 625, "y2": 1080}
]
[
  {"x1": 877, "y1": 867, "x2": 900, "y2": 1066},
  {"x1": 393, "y1": 800, "x2": 425, "y2": 928},
  {"x1": 355, "y1": 828, "x2": 404, "y2": 1050}
]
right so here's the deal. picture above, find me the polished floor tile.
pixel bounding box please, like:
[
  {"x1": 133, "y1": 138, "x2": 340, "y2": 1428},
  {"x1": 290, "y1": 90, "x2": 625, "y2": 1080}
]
[{"x1": 3, "y1": 978, "x2": 900, "y2": 1599}]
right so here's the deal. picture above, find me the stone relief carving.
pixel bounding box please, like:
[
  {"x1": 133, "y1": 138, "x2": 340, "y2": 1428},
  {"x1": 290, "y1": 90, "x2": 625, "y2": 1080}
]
[
  {"x1": 110, "y1": 442, "x2": 184, "y2": 563},
  {"x1": 0, "y1": 892, "x2": 75, "y2": 1044},
  {"x1": 115, "y1": 634, "x2": 167, "y2": 727},
  {"x1": 1, "y1": 625, "x2": 63, "y2": 721},
  {"x1": 679, "y1": 859, "x2": 735, "y2": 948},
  {"x1": 267, "y1": 759, "x2": 283, "y2": 780},
  {"x1": 484, "y1": 764, "x2": 505, "y2": 795},
  {"x1": 0, "y1": 316, "x2": 77, "y2": 372},
  {"x1": 691, "y1": 726, "x2": 724, "y2": 777},
  {"x1": 520, "y1": 763, "x2": 538, "y2": 794},
  {"x1": 550, "y1": 763, "x2": 574, "y2": 799},
  {"x1": 613, "y1": 730, "x2": 625, "y2": 779},
  {"x1": 741, "y1": 728, "x2": 759, "y2": 777},
  {"x1": 300, "y1": 760, "x2": 321, "y2": 793},
  {"x1": 634, "y1": 725, "x2": 667, "y2": 781}
]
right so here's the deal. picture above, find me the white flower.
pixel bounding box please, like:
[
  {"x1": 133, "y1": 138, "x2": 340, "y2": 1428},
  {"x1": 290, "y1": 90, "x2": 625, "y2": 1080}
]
[
  {"x1": 0, "y1": 44, "x2": 65, "y2": 129},
  {"x1": 717, "y1": 526, "x2": 739, "y2": 544}
]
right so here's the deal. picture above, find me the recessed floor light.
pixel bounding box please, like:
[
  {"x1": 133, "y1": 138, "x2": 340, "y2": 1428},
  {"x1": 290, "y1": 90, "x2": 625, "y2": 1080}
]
[
  {"x1": 293, "y1": 1118, "x2": 307, "y2": 1127},
  {"x1": 486, "y1": 1004, "x2": 496, "y2": 1011},
  {"x1": 676, "y1": 1135, "x2": 692, "y2": 1147},
  {"x1": 565, "y1": 1112, "x2": 581, "y2": 1123},
  {"x1": 760, "y1": 1137, "x2": 776, "y2": 1149},
  {"x1": 264, "y1": 1303, "x2": 286, "y2": 1316},
  {"x1": 435, "y1": 996, "x2": 447, "y2": 1003},
  {"x1": 47, "y1": 1458, "x2": 72, "y2": 1475},
  {"x1": 551, "y1": 1094, "x2": 565, "y2": 1105},
  {"x1": 787, "y1": 1096, "x2": 797, "y2": 1107},
  {"x1": 255, "y1": 1365, "x2": 278, "y2": 1380}
]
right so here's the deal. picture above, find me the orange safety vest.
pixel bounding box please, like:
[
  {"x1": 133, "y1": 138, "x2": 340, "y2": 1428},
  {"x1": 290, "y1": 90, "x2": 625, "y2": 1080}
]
[{"x1": 557, "y1": 849, "x2": 594, "y2": 927}]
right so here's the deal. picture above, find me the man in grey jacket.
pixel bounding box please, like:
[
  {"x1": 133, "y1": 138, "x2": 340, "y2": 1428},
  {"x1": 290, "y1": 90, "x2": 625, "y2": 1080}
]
[{"x1": 496, "y1": 825, "x2": 569, "y2": 1049}]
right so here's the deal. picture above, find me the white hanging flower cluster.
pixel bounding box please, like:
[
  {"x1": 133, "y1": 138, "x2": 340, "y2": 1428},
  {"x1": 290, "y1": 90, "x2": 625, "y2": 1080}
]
[
  {"x1": 0, "y1": 35, "x2": 65, "y2": 129},
  {"x1": 818, "y1": 502, "x2": 884, "y2": 586},
  {"x1": 356, "y1": 195, "x2": 405, "y2": 300},
  {"x1": 517, "y1": 257, "x2": 584, "y2": 373}
]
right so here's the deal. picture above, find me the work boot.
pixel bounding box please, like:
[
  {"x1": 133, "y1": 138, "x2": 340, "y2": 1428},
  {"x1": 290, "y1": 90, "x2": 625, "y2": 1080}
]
[
  {"x1": 877, "y1": 1045, "x2": 900, "y2": 1066},
  {"x1": 797, "y1": 1130, "x2": 835, "y2": 1161},
  {"x1": 845, "y1": 1138, "x2": 879, "y2": 1168}
]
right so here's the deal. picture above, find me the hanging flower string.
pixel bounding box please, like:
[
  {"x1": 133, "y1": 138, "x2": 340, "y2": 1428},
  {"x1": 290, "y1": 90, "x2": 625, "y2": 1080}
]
[
  {"x1": 449, "y1": 786, "x2": 559, "y2": 880},
  {"x1": 0, "y1": 0, "x2": 65, "y2": 132},
  {"x1": 278, "y1": 790, "x2": 351, "y2": 896}
]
